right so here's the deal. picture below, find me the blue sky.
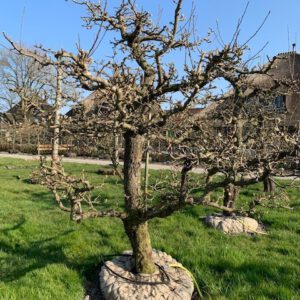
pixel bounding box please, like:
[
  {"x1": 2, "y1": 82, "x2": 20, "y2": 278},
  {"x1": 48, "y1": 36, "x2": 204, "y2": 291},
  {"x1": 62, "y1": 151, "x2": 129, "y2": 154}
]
[
  {"x1": 1, "y1": 0, "x2": 299, "y2": 107},
  {"x1": 1, "y1": 0, "x2": 299, "y2": 62}
]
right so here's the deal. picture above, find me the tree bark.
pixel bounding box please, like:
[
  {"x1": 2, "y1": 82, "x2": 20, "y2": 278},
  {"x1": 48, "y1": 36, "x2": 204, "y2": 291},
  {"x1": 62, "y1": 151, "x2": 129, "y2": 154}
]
[
  {"x1": 123, "y1": 132, "x2": 144, "y2": 211},
  {"x1": 52, "y1": 62, "x2": 62, "y2": 170},
  {"x1": 263, "y1": 175, "x2": 276, "y2": 193},
  {"x1": 123, "y1": 132, "x2": 156, "y2": 274},
  {"x1": 12, "y1": 125, "x2": 16, "y2": 152},
  {"x1": 112, "y1": 132, "x2": 119, "y2": 166},
  {"x1": 112, "y1": 118, "x2": 120, "y2": 170},
  {"x1": 223, "y1": 183, "x2": 239, "y2": 216},
  {"x1": 143, "y1": 113, "x2": 151, "y2": 201},
  {"x1": 124, "y1": 220, "x2": 156, "y2": 274},
  {"x1": 143, "y1": 138, "x2": 150, "y2": 201}
]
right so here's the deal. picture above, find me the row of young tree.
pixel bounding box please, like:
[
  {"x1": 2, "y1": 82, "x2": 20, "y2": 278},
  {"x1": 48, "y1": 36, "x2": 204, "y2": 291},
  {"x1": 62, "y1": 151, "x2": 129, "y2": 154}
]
[{"x1": 2, "y1": 0, "x2": 299, "y2": 286}]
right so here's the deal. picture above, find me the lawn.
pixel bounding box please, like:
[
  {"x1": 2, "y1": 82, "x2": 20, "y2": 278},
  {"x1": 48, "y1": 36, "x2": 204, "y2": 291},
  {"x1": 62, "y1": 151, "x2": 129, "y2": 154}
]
[{"x1": 0, "y1": 157, "x2": 299, "y2": 300}]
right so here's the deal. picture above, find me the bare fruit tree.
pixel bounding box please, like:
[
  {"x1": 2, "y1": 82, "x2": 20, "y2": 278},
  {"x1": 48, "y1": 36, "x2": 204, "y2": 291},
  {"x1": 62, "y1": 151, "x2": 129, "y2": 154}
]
[
  {"x1": 166, "y1": 83, "x2": 299, "y2": 215},
  {"x1": 4, "y1": 0, "x2": 288, "y2": 274},
  {"x1": 0, "y1": 48, "x2": 53, "y2": 119}
]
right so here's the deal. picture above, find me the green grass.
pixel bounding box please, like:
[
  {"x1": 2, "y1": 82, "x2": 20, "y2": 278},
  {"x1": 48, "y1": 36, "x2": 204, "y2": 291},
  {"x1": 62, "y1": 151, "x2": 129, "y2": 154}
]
[{"x1": 0, "y1": 157, "x2": 299, "y2": 299}]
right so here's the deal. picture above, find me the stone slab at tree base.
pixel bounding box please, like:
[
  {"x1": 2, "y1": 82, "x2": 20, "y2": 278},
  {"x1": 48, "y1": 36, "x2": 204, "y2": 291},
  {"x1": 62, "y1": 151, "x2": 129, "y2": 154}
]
[
  {"x1": 100, "y1": 249, "x2": 194, "y2": 300},
  {"x1": 205, "y1": 214, "x2": 265, "y2": 235}
]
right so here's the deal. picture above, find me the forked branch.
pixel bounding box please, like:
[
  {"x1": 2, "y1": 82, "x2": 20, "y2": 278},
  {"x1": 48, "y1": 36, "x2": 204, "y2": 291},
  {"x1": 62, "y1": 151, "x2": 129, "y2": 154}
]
[{"x1": 39, "y1": 157, "x2": 127, "y2": 221}]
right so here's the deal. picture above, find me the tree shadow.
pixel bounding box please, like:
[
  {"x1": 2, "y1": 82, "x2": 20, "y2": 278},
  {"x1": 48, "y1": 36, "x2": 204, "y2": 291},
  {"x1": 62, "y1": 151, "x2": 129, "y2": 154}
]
[
  {"x1": 6, "y1": 188, "x2": 57, "y2": 210},
  {"x1": 0, "y1": 216, "x2": 125, "y2": 282},
  {"x1": 208, "y1": 258, "x2": 298, "y2": 294},
  {"x1": 0, "y1": 216, "x2": 126, "y2": 299},
  {"x1": 0, "y1": 217, "x2": 75, "y2": 283}
]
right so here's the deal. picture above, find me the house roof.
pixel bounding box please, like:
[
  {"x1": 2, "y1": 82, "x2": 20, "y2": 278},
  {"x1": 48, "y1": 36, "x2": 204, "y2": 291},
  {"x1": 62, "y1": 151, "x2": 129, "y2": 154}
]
[
  {"x1": 65, "y1": 51, "x2": 300, "y2": 126},
  {"x1": 195, "y1": 51, "x2": 300, "y2": 125},
  {"x1": 65, "y1": 90, "x2": 109, "y2": 118},
  {"x1": 0, "y1": 101, "x2": 52, "y2": 126}
]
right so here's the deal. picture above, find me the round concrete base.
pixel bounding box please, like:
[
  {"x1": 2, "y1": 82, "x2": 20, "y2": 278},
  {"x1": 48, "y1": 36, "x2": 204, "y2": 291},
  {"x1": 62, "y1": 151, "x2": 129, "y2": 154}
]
[
  {"x1": 100, "y1": 249, "x2": 194, "y2": 300},
  {"x1": 205, "y1": 214, "x2": 265, "y2": 235}
]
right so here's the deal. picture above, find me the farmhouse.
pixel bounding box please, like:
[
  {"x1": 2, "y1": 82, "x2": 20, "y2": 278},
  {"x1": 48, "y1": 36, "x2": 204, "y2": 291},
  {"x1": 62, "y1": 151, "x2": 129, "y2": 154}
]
[
  {"x1": 248, "y1": 51, "x2": 300, "y2": 125},
  {"x1": 0, "y1": 100, "x2": 52, "y2": 153},
  {"x1": 270, "y1": 51, "x2": 300, "y2": 125}
]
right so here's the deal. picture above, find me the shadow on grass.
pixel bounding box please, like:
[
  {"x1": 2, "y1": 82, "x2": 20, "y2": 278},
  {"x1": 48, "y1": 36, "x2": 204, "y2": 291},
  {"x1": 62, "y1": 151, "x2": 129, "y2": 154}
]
[
  {"x1": 0, "y1": 217, "x2": 123, "y2": 299},
  {"x1": 22, "y1": 178, "x2": 40, "y2": 185},
  {"x1": 209, "y1": 258, "x2": 297, "y2": 291},
  {"x1": 101, "y1": 176, "x2": 123, "y2": 186},
  {"x1": 0, "y1": 218, "x2": 74, "y2": 283},
  {"x1": 6, "y1": 188, "x2": 56, "y2": 209},
  {"x1": 0, "y1": 214, "x2": 125, "y2": 270}
]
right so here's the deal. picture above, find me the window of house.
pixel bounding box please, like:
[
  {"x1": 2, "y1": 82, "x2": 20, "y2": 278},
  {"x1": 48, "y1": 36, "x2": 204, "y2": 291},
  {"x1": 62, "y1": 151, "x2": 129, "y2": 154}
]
[{"x1": 273, "y1": 95, "x2": 286, "y2": 113}]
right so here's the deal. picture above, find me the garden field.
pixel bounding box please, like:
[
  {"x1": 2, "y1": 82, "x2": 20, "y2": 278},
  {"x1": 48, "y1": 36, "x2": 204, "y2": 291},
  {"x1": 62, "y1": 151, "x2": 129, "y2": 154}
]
[{"x1": 0, "y1": 157, "x2": 299, "y2": 300}]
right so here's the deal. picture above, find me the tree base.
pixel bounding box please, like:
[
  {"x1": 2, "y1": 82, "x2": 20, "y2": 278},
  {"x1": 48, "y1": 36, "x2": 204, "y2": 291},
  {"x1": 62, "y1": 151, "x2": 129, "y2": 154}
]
[
  {"x1": 205, "y1": 214, "x2": 266, "y2": 235},
  {"x1": 100, "y1": 249, "x2": 194, "y2": 300}
]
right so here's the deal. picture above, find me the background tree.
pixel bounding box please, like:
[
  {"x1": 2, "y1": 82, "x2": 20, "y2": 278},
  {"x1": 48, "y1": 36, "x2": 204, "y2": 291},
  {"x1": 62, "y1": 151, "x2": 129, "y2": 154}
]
[
  {"x1": 0, "y1": 45, "x2": 80, "y2": 163},
  {"x1": 0, "y1": 48, "x2": 53, "y2": 152},
  {"x1": 0, "y1": 48, "x2": 52, "y2": 118}
]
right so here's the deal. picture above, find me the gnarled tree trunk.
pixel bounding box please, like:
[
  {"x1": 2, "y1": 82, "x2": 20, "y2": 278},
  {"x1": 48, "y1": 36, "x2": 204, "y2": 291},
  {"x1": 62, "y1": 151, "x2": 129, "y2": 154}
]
[
  {"x1": 124, "y1": 220, "x2": 155, "y2": 274},
  {"x1": 223, "y1": 183, "x2": 239, "y2": 216},
  {"x1": 263, "y1": 175, "x2": 276, "y2": 193},
  {"x1": 123, "y1": 132, "x2": 156, "y2": 274}
]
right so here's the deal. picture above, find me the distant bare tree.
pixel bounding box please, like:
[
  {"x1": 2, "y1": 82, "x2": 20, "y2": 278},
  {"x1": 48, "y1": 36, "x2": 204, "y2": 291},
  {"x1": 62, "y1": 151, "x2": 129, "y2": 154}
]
[
  {"x1": 0, "y1": 48, "x2": 51, "y2": 117},
  {"x1": 0, "y1": 46, "x2": 80, "y2": 166}
]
